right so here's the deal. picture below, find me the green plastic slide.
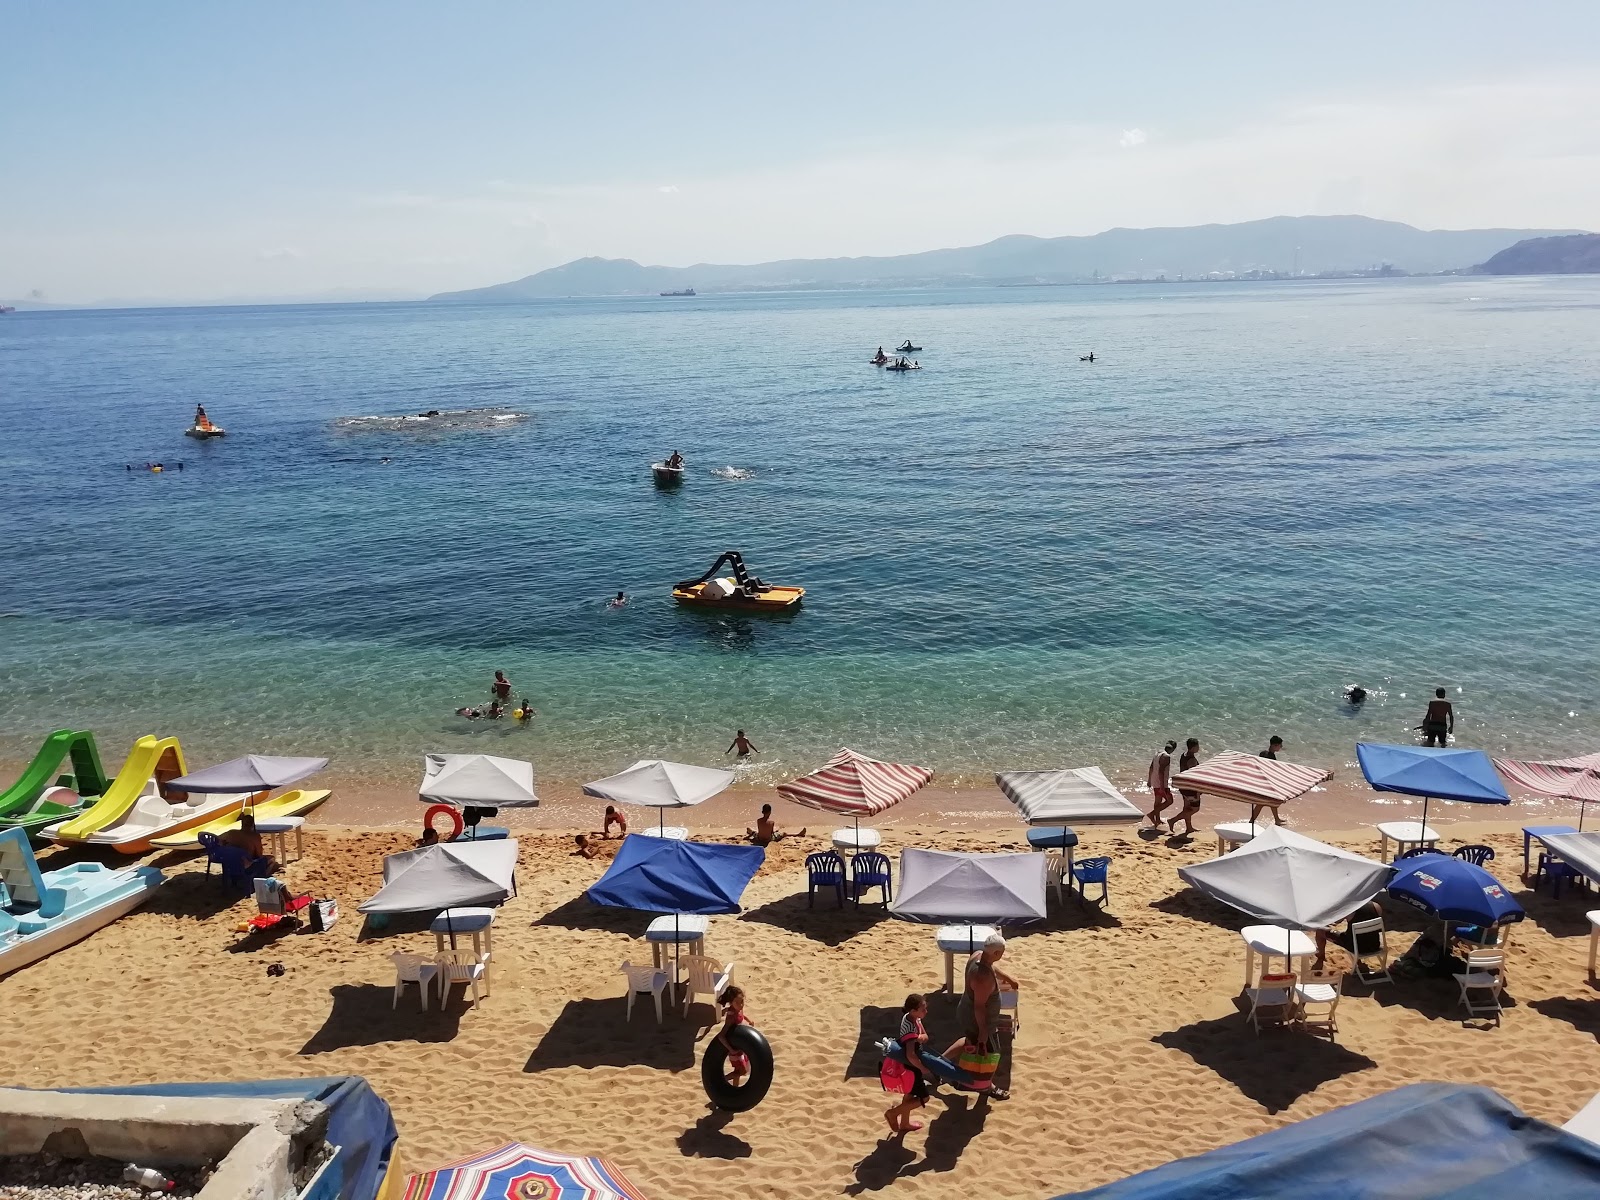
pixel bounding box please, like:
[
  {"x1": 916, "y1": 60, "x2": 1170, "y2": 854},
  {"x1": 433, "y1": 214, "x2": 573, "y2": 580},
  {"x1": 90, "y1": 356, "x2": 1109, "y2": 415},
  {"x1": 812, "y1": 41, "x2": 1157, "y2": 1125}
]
[{"x1": 0, "y1": 730, "x2": 109, "y2": 821}]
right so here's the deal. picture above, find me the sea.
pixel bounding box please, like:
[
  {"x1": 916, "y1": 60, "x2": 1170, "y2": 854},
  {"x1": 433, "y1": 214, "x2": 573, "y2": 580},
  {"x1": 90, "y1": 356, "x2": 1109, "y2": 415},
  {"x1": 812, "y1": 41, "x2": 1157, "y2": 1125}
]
[{"x1": 3, "y1": 277, "x2": 1599, "y2": 803}]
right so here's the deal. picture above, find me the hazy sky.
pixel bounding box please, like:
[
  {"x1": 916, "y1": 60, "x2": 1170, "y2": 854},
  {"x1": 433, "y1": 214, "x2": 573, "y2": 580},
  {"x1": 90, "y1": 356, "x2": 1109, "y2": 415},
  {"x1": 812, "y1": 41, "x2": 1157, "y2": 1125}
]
[{"x1": 4, "y1": 2, "x2": 1598, "y2": 301}]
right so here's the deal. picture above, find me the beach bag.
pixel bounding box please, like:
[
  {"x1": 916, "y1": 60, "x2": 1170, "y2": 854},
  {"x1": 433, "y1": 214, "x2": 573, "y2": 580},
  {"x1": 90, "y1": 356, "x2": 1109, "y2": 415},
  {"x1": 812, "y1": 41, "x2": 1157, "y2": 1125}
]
[
  {"x1": 308, "y1": 898, "x2": 339, "y2": 933},
  {"x1": 955, "y1": 1041, "x2": 1001, "y2": 1086},
  {"x1": 879, "y1": 1055, "x2": 915, "y2": 1095}
]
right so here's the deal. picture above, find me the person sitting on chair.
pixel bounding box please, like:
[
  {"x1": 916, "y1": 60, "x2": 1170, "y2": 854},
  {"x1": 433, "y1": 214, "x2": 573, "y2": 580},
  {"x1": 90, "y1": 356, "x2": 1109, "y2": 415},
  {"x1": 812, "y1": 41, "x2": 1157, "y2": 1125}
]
[{"x1": 221, "y1": 812, "x2": 277, "y2": 874}]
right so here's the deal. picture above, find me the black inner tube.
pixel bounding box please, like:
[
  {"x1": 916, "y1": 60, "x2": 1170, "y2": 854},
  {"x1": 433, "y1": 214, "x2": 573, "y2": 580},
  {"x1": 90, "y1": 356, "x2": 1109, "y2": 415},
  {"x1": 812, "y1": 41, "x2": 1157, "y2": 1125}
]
[{"x1": 701, "y1": 1024, "x2": 774, "y2": 1112}]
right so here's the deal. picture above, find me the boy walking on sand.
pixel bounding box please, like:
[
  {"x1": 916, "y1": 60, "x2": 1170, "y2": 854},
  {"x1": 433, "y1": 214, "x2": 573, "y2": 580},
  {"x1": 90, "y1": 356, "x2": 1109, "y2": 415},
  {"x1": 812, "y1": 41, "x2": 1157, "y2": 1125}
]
[{"x1": 1146, "y1": 740, "x2": 1177, "y2": 830}]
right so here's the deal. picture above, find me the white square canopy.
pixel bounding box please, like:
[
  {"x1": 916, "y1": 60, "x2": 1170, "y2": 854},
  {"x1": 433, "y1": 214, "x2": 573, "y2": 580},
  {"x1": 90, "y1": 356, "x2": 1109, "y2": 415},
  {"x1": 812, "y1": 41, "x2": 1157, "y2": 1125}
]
[
  {"x1": 358, "y1": 839, "x2": 520, "y2": 913},
  {"x1": 418, "y1": 753, "x2": 538, "y2": 808},
  {"x1": 995, "y1": 766, "x2": 1144, "y2": 827},
  {"x1": 581, "y1": 759, "x2": 735, "y2": 810},
  {"x1": 890, "y1": 847, "x2": 1047, "y2": 925},
  {"x1": 1177, "y1": 824, "x2": 1394, "y2": 930}
]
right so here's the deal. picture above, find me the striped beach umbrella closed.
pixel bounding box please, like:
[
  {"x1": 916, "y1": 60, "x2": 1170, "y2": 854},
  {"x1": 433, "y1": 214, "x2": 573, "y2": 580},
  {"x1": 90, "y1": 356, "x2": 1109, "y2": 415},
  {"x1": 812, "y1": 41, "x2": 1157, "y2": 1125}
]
[
  {"x1": 405, "y1": 1143, "x2": 650, "y2": 1200},
  {"x1": 1169, "y1": 751, "x2": 1332, "y2": 817},
  {"x1": 776, "y1": 748, "x2": 932, "y2": 818}
]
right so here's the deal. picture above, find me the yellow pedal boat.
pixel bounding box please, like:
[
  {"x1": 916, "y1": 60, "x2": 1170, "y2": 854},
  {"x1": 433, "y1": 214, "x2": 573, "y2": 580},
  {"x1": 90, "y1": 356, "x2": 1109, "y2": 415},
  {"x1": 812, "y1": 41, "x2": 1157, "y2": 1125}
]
[
  {"x1": 673, "y1": 550, "x2": 804, "y2": 612},
  {"x1": 149, "y1": 787, "x2": 332, "y2": 848}
]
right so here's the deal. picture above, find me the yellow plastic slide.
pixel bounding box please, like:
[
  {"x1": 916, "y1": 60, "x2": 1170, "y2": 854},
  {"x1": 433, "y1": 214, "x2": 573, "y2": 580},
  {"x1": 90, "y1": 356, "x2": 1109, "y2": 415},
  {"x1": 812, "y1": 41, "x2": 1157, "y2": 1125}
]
[
  {"x1": 52, "y1": 735, "x2": 187, "y2": 842},
  {"x1": 149, "y1": 787, "x2": 333, "y2": 848}
]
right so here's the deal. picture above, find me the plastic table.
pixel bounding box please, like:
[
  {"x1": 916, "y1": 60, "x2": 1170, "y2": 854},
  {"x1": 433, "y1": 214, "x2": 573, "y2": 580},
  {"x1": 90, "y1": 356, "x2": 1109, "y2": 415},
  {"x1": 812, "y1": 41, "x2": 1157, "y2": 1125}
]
[
  {"x1": 646, "y1": 913, "x2": 708, "y2": 969},
  {"x1": 1214, "y1": 822, "x2": 1258, "y2": 857},
  {"x1": 1240, "y1": 923, "x2": 1318, "y2": 988},
  {"x1": 832, "y1": 827, "x2": 881, "y2": 853},
  {"x1": 936, "y1": 924, "x2": 999, "y2": 993},
  {"x1": 456, "y1": 825, "x2": 509, "y2": 842},
  {"x1": 1376, "y1": 821, "x2": 1441, "y2": 863},
  {"x1": 432, "y1": 907, "x2": 495, "y2": 956},
  {"x1": 1524, "y1": 825, "x2": 1579, "y2": 877},
  {"x1": 642, "y1": 826, "x2": 689, "y2": 840},
  {"x1": 254, "y1": 816, "x2": 305, "y2": 863},
  {"x1": 1027, "y1": 827, "x2": 1078, "y2": 878}
]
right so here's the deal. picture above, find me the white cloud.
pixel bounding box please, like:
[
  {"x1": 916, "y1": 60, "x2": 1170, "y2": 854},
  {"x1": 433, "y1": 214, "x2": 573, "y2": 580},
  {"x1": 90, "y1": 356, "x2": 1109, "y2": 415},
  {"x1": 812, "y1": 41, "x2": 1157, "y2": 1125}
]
[
  {"x1": 256, "y1": 247, "x2": 303, "y2": 261},
  {"x1": 1118, "y1": 128, "x2": 1147, "y2": 148},
  {"x1": 657, "y1": 184, "x2": 680, "y2": 194}
]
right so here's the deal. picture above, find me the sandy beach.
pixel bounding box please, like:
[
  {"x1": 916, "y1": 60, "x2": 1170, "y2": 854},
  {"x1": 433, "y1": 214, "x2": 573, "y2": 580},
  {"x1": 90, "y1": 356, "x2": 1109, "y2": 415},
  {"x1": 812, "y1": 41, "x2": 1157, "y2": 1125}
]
[{"x1": 3, "y1": 815, "x2": 1598, "y2": 1199}]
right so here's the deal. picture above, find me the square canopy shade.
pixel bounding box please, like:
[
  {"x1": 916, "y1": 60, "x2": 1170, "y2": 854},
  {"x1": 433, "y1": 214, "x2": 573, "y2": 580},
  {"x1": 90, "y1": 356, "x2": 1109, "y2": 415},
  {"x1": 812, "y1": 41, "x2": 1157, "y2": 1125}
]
[
  {"x1": 1357, "y1": 743, "x2": 1510, "y2": 829},
  {"x1": 582, "y1": 759, "x2": 734, "y2": 825},
  {"x1": 418, "y1": 753, "x2": 538, "y2": 808},
  {"x1": 358, "y1": 839, "x2": 519, "y2": 913},
  {"x1": 1494, "y1": 752, "x2": 1600, "y2": 829},
  {"x1": 890, "y1": 847, "x2": 1047, "y2": 925},
  {"x1": 1177, "y1": 824, "x2": 1394, "y2": 930},
  {"x1": 777, "y1": 747, "x2": 932, "y2": 818},
  {"x1": 1168, "y1": 751, "x2": 1332, "y2": 814},
  {"x1": 585, "y1": 835, "x2": 764, "y2": 915},
  {"x1": 995, "y1": 766, "x2": 1143, "y2": 827},
  {"x1": 166, "y1": 754, "x2": 328, "y2": 794}
]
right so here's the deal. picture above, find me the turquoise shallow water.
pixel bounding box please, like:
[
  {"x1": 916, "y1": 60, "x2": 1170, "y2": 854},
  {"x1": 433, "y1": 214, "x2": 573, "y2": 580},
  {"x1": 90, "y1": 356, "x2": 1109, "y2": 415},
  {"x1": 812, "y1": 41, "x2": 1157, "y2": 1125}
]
[{"x1": 2, "y1": 278, "x2": 1598, "y2": 788}]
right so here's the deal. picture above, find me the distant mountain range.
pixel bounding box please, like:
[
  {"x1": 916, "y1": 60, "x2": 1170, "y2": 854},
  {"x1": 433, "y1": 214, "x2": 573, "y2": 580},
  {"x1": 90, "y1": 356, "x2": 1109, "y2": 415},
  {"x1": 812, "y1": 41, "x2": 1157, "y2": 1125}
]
[
  {"x1": 1476, "y1": 233, "x2": 1600, "y2": 275},
  {"x1": 430, "y1": 215, "x2": 1590, "y2": 302}
]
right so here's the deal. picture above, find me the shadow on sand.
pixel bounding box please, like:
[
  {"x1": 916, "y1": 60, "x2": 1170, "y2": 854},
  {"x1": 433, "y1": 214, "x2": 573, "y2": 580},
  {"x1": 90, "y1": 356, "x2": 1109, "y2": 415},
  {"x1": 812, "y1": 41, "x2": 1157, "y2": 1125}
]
[
  {"x1": 740, "y1": 892, "x2": 888, "y2": 946},
  {"x1": 676, "y1": 1108, "x2": 752, "y2": 1160},
  {"x1": 299, "y1": 983, "x2": 464, "y2": 1052},
  {"x1": 1530, "y1": 996, "x2": 1600, "y2": 1040},
  {"x1": 845, "y1": 1091, "x2": 992, "y2": 1194},
  {"x1": 524, "y1": 996, "x2": 701, "y2": 1073},
  {"x1": 1152, "y1": 1010, "x2": 1377, "y2": 1113},
  {"x1": 534, "y1": 895, "x2": 652, "y2": 938},
  {"x1": 139, "y1": 871, "x2": 251, "y2": 922}
]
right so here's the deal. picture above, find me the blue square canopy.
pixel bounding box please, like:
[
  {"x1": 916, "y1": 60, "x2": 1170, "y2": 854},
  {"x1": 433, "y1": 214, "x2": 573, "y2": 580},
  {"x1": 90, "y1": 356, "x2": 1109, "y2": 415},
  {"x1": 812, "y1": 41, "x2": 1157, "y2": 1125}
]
[
  {"x1": 1387, "y1": 851, "x2": 1525, "y2": 927},
  {"x1": 585, "y1": 835, "x2": 764, "y2": 914},
  {"x1": 1356, "y1": 743, "x2": 1510, "y2": 805},
  {"x1": 1054, "y1": 1083, "x2": 1600, "y2": 1199}
]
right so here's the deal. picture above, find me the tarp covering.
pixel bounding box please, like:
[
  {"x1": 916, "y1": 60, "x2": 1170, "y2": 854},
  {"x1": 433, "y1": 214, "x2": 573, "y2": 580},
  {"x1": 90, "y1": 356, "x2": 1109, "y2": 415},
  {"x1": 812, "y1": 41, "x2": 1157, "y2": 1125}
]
[
  {"x1": 890, "y1": 848, "x2": 1047, "y2": 925},
  {"x1": 1494, "y1": 752, "x2": 1600, "y2": 804},
  {"x1": 1356, "y1": 743, "x2": 1511, "y2": 804},
  {"x1": 586, "y1": 835, "x2": 763, "y2": 915},
  {"x1": 1386, "y1": 851, "x2": 1525, "y2": 926},
  {"x1": 995, "y1": 766, "x2": 1144, "y2": 827},
  {"x1": 1167, "y1": 751, "x2": 1331, "y2": 811},
  {"x1": 581, "y1": 760, "x2": 734, "y2": 810},
  {"x1": 359, "y1": 840, "x2": 519, "y2": 913},
  {"x1": 405, "y1": 1141, "x2": 651, "y2": 1200},
  {"x1": 1536, "y1": 832, "x2": 1600, "y2": 886},
  {"x1": 418, "y1": 754, "x2": 538, "y2": 808},
  {"x1": 60, "y1": 1076, "x2": 398, "y2": 1200},
  {"x1": 776, "y1": 748, "x2": 932, "y2": 817},
  {"x1": 1054, "y1": 1083, "x2": 1600, "y2": 1199},
  {"x1": 1177, "y1": 825, "x2": 1394, "y2": 930},
  {"x1": 166, "y1": 754, "x2": 328, "y2": 794}
]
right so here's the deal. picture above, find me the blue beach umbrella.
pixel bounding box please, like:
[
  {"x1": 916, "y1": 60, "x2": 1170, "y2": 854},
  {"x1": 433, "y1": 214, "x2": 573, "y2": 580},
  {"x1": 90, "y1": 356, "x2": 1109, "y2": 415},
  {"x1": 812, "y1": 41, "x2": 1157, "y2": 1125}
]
[
  {"x1": 405, "y1": 1141, "x2": 651, "y2": 1200},
  {"x1": 1386, "y1": 852, "x2": 1524, "y2": 928},
  {"x1": 1355, "y1": 742, "x2": 1510, "y2": 831}
]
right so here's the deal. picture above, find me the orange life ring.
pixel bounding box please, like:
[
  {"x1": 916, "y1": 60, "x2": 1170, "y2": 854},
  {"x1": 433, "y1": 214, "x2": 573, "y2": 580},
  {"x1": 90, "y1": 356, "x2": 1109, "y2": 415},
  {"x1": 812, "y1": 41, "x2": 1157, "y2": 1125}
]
[{"x1": 424, "y1": 804, "x2": 463, "y2": 841}]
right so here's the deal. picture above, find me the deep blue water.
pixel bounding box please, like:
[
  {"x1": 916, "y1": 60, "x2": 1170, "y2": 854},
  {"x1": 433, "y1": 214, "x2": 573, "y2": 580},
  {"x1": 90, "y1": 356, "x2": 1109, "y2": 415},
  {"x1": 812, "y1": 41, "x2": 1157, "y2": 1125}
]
[{"x1": 2, "y1": 278, "x2": 1598, "y2": 786}]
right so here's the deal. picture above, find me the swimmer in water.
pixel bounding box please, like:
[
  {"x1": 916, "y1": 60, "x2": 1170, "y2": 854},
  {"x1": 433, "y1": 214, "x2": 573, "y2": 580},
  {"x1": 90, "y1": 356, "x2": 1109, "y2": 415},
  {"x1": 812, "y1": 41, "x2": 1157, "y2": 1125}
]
[
  {"x1": 609, "y1": 591, "x2": 628, "y2": 608},
  {"x1": 514, "y1": 697, "x2": 536, "y2": 721},
  {"x1": 1346, "y1": 685, "x2": 1368, "y2": 705},
  {"x1": 456, "y1": 705, "x2": 483, "y2": 720}
]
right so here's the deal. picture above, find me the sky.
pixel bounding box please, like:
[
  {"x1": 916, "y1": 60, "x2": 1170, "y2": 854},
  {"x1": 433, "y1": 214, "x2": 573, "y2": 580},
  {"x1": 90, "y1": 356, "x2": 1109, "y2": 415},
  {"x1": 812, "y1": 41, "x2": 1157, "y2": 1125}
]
[{"x1": 3, "y1": 2, "x2": 1598, "y2": 303}]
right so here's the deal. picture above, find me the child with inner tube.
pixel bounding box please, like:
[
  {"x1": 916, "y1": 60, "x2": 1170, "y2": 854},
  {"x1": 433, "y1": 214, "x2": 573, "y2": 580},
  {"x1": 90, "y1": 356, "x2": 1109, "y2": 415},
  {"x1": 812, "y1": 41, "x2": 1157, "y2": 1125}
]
[
  {"x1": 885, "y1": 993, "x2": 934, "y2": 1134},
  {"x1": 717, "y1": 985, "x2": 754, "y2": 1086}
]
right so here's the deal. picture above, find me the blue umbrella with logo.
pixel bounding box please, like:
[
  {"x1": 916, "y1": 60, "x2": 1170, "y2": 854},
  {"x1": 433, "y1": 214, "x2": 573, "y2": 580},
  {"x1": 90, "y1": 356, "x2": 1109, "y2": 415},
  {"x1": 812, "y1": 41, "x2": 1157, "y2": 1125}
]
[{"x1": 1386, "y1": 852, "x2": 1524, "y2": 927}]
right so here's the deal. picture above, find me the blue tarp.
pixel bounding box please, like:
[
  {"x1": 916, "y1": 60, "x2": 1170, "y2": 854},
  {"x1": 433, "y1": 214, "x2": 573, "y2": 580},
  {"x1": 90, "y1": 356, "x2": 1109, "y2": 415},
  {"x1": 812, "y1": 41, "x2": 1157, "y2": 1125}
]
[
  {"x1": 60, "y1": 1076, "x2": 397, "y2": 1200},
  {"x1": 1356, "y1": 743, "x2": 1511, "y2": 804},
  {"x1": 585, "y1": 835, "x2": 763, "y2": 914},
  {"x1": 1387, "y1": 852, "x2": 1526, "y2": 926},
  {"x1": 1056, "y1": 1083, "x2": 1600, "y2": 1199}
]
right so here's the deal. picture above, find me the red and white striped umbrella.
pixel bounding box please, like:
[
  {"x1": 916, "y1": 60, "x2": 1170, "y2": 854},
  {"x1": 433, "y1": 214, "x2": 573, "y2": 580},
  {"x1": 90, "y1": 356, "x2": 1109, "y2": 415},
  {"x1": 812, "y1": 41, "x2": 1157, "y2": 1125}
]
[
  {"x1": 776, "y1": 748, "x2": 932, "y2": 818},
  {"x1": 1493, "y1": 752, "x2": 1600, "y2": 829},
  {"x1": 1169, "y1": 751, "x2": 1332, "y2": 812}
]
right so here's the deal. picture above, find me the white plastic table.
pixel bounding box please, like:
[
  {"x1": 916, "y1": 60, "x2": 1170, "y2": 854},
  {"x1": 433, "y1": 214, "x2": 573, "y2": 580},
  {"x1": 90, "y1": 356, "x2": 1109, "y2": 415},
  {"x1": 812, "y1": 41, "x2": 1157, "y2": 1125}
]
[
  {"x1": 1240, "y1": 923, "x2": 1318, "y2": 989},
  {"x1": 1214, "y1": 822, "x2": 1258, "y2": 857},
  {"x1": 1377, "y1": 821, "x2": 1441, "y2": 863},
  {"x1": 641, "y1": 826, "x2": 688, "y2": 841},
  {"x1": 255, "y1": 816, "x2": 306, "y2": 863},
  {"x1": 832, "y1": 827, "x2": 881, "y2": 853},
  {"x1": 1588, "y1": 911, "x2": 1600, "y2": 980},
  {"x1": 936, "y1": 924, "x2": 998, "y2": 993},
  {"x1": 646, "y1": 913, "x2": 708, "y2": 969},
  {"x1": 432, "y1": 907, "x2": 495, "y2": 956}
]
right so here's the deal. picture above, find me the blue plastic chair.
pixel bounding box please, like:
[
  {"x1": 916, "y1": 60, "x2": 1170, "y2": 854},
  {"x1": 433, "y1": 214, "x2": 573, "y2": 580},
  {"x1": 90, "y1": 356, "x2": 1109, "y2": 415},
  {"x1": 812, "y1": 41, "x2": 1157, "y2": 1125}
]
[
  {"x1": 806, "y1": 851, "x2": 846, "y2": 908},
  {"x1": 1071, "y1": 856, "x2": 1111, "y2": 906},
  {"x1": 200, "y1": 832, "x2": 258, "y2": 893},
  {"x1": 850, "y1": 851, "x2": 893, "y2": 907},
  {"x1": 1453, "y1": 844, "x2": 1495, "y2": 867},
  {"x1": 1536, "y1": 853, "x2": 1584, "y2": 899}
]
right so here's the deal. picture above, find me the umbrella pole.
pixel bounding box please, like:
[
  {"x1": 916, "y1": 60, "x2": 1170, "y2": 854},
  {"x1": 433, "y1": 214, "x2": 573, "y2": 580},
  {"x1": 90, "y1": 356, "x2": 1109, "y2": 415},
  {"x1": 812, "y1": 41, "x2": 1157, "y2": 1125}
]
[{"x1": 1420, "y1": 795, "x2": 1431, "y2": 837}]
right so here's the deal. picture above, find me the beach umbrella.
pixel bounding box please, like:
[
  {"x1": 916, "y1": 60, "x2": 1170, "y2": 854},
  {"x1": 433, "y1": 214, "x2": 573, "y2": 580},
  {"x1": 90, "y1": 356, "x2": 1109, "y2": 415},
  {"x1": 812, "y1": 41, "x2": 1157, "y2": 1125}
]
[
  {"x1": 776, "y1": 747, "x2": 932, "y2": 838},
  {"x1": 582, "y1": 759, "x2": 735, "y2": 836},
  {"x1": 166, "y1": 754, "x2": 327, "y2": 807},
  {"x1": 995, "y1": 766, "x2": 1144, "y2": 827},
  {"x1": 1178, "y1": 825, "x2": 1395, "y2": 929},
  {"x1": 890, "y1": 847, "x2": 1047, "y2": 944},
  {"x1": 404, "y1": 1141, "x2": 651, "y2": 1200},
  {"x1": 358, "y1": 839, "x2": 519, "y2": 914},
  {"x1": 1493, "y1": 752, "x2": 1600, "y2": 830},
  {"x1": 1386, "y1": 851, "x2": 1524, "y2": 928},
  {"x1": 1356, "y1": 743, "x2": 1510, "y2": 832},
  {"x1": 1168, "y1": 751, "x2": 1332, "y2": 829},
  {"x1": 420, "y1": 753, "x2": 537, "y2": 840}
]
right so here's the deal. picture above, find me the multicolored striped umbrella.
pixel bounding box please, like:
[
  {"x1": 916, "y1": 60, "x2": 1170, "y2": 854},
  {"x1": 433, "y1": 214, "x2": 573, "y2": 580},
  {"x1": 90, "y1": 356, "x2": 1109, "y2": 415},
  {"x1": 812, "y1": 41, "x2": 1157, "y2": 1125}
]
[
  {"x1": 776, "y1": 748, "x2": 932, "y2": 823},
  {"x1": 1493, "y1": 752, "x2": 1600, "y2": 829},
  {"x1": 1169, "y1": 751, "x2": 1332, "y2": 820},
  {"x1": 405, "y1": 1143, "x2": 650, "y2": 1200}
]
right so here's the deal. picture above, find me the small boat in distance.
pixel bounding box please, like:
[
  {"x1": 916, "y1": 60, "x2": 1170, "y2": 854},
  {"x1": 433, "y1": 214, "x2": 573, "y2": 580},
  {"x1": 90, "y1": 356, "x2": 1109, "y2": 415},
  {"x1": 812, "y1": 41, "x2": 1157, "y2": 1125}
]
[
  {"x1": 885, "y1": 358, "x2": 921, "y2": 372},
  {"x1": 185, "y1": 403, "x2": 226, "y2": 438},
  {"x1": 673, "y1": 550, "x2": 804, "y2": 612},
  {"x1": 0, "y1": 305, "x2": 15, "y2": 315},
  {"x1": 896, "y1": 341, "x2": 922, "y2": 353},
  {"x1": 652, "y1": 450, "x2": 686, "y2": 486},
  {"x1": 660, "y1": 288, "x2": 696, "y2": 297}
]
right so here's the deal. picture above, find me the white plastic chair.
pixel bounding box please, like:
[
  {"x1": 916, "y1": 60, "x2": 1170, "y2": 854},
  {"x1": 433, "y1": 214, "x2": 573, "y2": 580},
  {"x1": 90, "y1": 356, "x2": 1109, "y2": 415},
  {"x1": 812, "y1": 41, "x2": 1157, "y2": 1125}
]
[
  {"x1": 391, "y1": 952, "x2": 438, "y2": 1011},
  {"x1": 1457, "y1": 950, "x2": 1506, "y2": 1022},
  {"x1": 620, "y1": 960, "x2": 671, "y2": 1023},
  {"x1": 677, "y1": 954, "x2": 734, "y2": 1017},
  {"x1": 1045, "y1": 852, "x2": 1069, "y2": 906},
  {"x1": 1294, "y1": 968, "x2": 1342, "y2": 1040},
  {"x1": 435, "y1": 947, "x2": 488, "y2": 1008},
  {"x1": 1247, "y1": 972, "x2": 1297, "y2": 1034},
  {"x1": 997, "y1": 989, "x2": 1021, "y2": 1040},
  {"x1": 1348, "y1": 917, "x2": 1391, "y2": 985}
]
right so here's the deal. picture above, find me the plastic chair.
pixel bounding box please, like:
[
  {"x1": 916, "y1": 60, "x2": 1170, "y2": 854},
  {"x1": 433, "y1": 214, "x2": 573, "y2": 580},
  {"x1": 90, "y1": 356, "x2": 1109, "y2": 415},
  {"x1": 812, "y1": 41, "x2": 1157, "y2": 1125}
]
[
  {"x1": 1457, "y1": 949, "x2": 1506, "y2": 1022},
  {"x1": 253, "y1": 877, "x2": 311, "y2": 918},
  {"x1": 436, "y1": 947, "x2": 488, "y2": 1008},
  {"x1": 1247, "y1": 972, "x2": 1297, "y2": 1033},
  {"x1": 1294, "y1": 968, "x2": 1342, "y2": 1040},
  {"x1": 620, "y1": 960, "x2": 671, "y2": 1023},
  {"x1": 390, "y1": 951, "x2": 438, "y2": 1011},
  {"x1": 806, "y1": 851, "x2": 846, "y2": 908},
  {"x1": 996, "y1": 989, "x2": 1021, "y2": 1041},
  {"x1": 1046, "y1": 852, "x2": 1069, "y2": 905},
  {"x1": 202, "y1": 833, "x2": 255, "y2": 892},
  {"x1": 1348, "y1": 917, "x2": 1391, "y2": 985},
  {"x1": 1453, "y1": 844, "x2": 1495, "y2": 866},
  {"x1": 1395, "y1": 846, "x2": 1435, "y2": 861},
  {"x1": 1071, "y1": 856, "x2": 1111, "y2": 906},
  {"x1": 850, "y1": 851, "x2": 893, "y2": 907},
  {"x1": 1537, "y1": 853, "x2": 1585, "y2": 899},
  {"x1": 677, "y1": 953, "x2": 734, "y2": 1017}
]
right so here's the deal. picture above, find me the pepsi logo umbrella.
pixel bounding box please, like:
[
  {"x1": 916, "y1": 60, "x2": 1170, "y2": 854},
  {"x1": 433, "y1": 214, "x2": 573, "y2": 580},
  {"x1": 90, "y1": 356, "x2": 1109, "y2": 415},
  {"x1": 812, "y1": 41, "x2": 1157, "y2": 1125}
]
[
  {"x1": 404, "y1": 1142, "x2": 650, "y2": 1200},
  {"x1": 1493, "y1": 752, "x2": 1600, "y2": 830},
  {"x1": 1386, "y1": 852, "x2": 1524, "y2": 928},
  {"x1": 1356, "y1": 743, "x2": 1510, "y2": 830},
  {"x1": 777, "y1": 747, "x2": 932, "y2": 834}
]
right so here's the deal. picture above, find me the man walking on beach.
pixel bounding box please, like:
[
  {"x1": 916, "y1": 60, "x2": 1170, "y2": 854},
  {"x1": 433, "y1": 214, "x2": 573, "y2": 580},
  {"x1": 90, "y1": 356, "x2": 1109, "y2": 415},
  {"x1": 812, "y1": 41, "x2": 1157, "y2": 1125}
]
[
  {"x1": 1170, "y1": 737, "x2": 1202, "y2": 838},
  {"x1": 1251, "y1": 736, "x2": 1285, "y2": 824},
  {"x1": 1145, "y1": 740, "x2": 1177, "y2": 830},
  {"x1": 1421, "y1": 688, "x2": 1454, "y2": 747}
]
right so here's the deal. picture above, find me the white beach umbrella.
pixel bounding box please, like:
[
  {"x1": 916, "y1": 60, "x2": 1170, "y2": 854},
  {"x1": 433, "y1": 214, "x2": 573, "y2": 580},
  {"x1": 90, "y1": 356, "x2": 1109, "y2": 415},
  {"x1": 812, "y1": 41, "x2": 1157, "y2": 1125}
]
[
  {"x1": 1177, "y1": 824, "x2": 1394, "y2": 930},
  {"x1": 358, "y1": 839, "x2": 520, "y2": 913},
  {"x1": 891, "y1": 847, "x2": 1048, "y2": 941},
  {"x1": 581, "y1": 759, "x2": 735, "y2": 835},
  {"x1": 418, "y1": 754, "x2": 538, "y2": 807}
]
